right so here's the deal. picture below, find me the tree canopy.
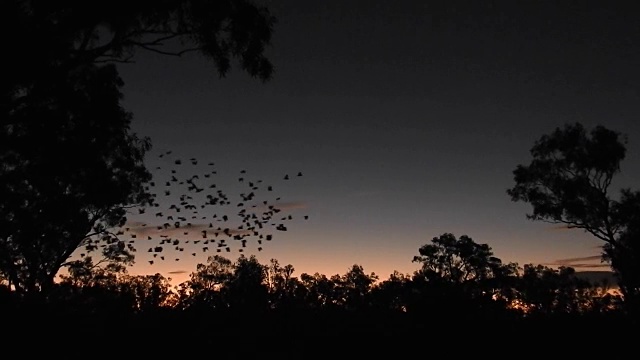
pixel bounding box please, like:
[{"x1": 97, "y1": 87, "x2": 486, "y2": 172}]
[
  {"x1": 0, "y1": 64, "x2": 151, "y2": 295},
  {"x1": 507, "y1": 123, "x2": 627, "y2": 242},
  {"x1": 0, "y1": 0, "x2": 278, "y2": 297},
  {"x1": 508, "y1": 123, "x2": 640, "y2": 313},
  {"x1": 412, "y1": 233, "x2": 514, "y2": 284},
  {"x1": 3, "y1": 0, "x2": 275, "y2": 96}
]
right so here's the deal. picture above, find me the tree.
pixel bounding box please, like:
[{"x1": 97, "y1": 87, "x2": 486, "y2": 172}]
[
  {"x1": 265, "y1": 259, "x2": 300, "y2": 309},
  {"x1": 225, "y1": 255, "x2": 268, "y2": 311},
  {"x1": 299, "y1": 272, "x2": 340, "y2": 309},
  {"x1": 515, "y1": 264, "x2": 603, "y2": 315},
  {"x1": 3, "y1": 0, "x2": 275, "y2": 97},
  {"x1": 371, "y1": 271, "x2": 412, "y2": 312},
  {"x1": 0, "y1": 64, "x2": 151, "y2": 296},
  {"x1": 55, "y1": 258, "x2": 131, "y2": 315},
  {"x1": 119, "y1": 273, "x2": 174, "y2": 312},
  {"x1": 411, "y1": 233, "x2": 518, "y2": 318},
  {"x1": 340, "y1": 264, "x2": 378, "y2": 310},
  {"x1": 177, "y1": 255, "x2": 234, "y2": 310},
  {"x1": 413, "y1": 233, "x2": 512, "y2": 285},
  {"x1": 1, "y1": 0, "x2": 278, "y2": 298},
  {"x1": 507, "y1": 123, "x2": 640, "y2": 311}
]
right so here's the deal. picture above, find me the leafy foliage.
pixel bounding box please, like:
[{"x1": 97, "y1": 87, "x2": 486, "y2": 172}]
[
  {"x1": 0, "y1": 64, "x2": 151, "y2": 295},
  {"x1": 2, "y1": 234, "x2": 623, "y2": 347},
  {"x1": 507, "y1": 123, "x2": 627, "y2": 240},
  {"x1": 3, "y1": 0, "x2": 275, "y2": 97},
  {"x1": 516, "y1": 264, "x2": 605, "y2": 315},
  {"x1": 413, "y1": 233, "x2": 515, "y2": 284},
  {"x1": 507, "y1": 123, "x2": 640, "y2": 312},
  {"x1": 20, "y1": 249, "x2": 618, "y2": 322},
  {"x1": 1, "y1": 0, "x2": 277, "y2": 297}
]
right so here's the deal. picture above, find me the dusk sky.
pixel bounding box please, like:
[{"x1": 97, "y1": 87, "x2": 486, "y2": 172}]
[{"x1": 112, "y1": 1, "x2": 639, "y2": 284}]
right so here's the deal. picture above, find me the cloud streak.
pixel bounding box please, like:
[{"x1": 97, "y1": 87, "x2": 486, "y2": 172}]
[
  {"x1": 547, "y1": 224, "x2": 573, "y2": 231},
  {"x1": 122, "y1": 221, "x2": 254, "y2": 240},
  {"x1": 121, "y1": 222, "x2": 262, "y2": 240},
  {"x1": 545, "y1": 255, "x2": 609, "y2": 269},
  {"x1": 274, "y1": 201, "x2": 308, "y2": 211}
]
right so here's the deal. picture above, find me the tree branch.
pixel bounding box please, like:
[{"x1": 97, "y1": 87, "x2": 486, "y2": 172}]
[
  {"x1": 539, "y1": 218, "x2": 614, "y2": 244},
  {"x1": 132, "y1": 43, "x2": 201, "y2": 57}
]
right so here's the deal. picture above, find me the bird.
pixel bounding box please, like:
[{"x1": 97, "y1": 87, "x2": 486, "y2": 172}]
[{"x1": 119, "y1": 152, "x2": 308, "y2": 260}]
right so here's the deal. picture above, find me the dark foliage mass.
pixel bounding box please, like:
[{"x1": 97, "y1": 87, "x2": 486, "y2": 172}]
[
  {"x1": 508, "y1": 123, "x2": 640, "y2": 314},
  {"x1": 1, "y1": 0, "x2": 276, "y2": 297},
  {"x1": 0, "y1": 63, "x2": 152, "y2": 296},
  {"x1": 2, "y1": 1, "x2": 638, "y2": 351},
  {"x1": 0, "y1": 233, "x2": 626, "y2": 349},
  {"x1": 2, "y1": 0, "x2": 275, "y2": 93}
]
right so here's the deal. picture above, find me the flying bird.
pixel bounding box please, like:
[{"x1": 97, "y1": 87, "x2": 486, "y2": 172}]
[{"x1": 119, "y1": 152, "x2": 307, "y2": 261}]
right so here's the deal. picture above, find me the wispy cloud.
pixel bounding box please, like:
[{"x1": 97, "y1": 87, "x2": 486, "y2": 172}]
[
  {"x1": 547, "y1": 224, "x2": 573, "y2": 231},
  {"x1": 167, "y1": 270, "x2": 188, "y2": 275},
  {"x1": 122, "y1": 221, "x2": 254, "y2": 240},
  {"x1": 275, "y1": 201, "x2": 308, "y2": 210},
  {"x1": 545, "y1": 255, "x2": 609, "y2": 269},
  {"x1": 553, "y1": 255, "x2": 602, "y2": 264}
]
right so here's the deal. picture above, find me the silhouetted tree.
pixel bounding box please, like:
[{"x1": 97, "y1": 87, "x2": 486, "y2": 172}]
[
  {"x1": 507, "y1": 123, "x2": 640, "y2": 312},
  {"x1": 0, "y1": 64, "x2": 151, "y2": 297},
  {"x1": 515, "y1": 264, "x2": 603, "y2": 315},
  {"x1": 55, "y1": 259, "x2": 133, "y2": 315},
  {"x1": 299, "y1": 272, "x2": 340, "y2": 309},
  {"x1": 225, "y1": 255, "x2": 268, "y2": 311},
  {"x1": 177, "y1": 254, "x2": 269, "y2": 312},
  {"x1": 340, "y1": 264, "x2": 378, "y2": 310},
  {"x1": 411, "y1": 233, "x2": 518, "y2": 319},
  {"x1": 413, "y1": 233, "x2": 514, "y2": 286},
  {"x1": 177, "y1": 255, "x2": 233, "y2": 310},
  {"x1": 3, "y1": 0, "x2": 274, "y2": 98},
  {"x1": 265, "y1": 259, "x2": 301, "y2": 309},
  {"x1": 1, "y1": 0, "x2": 281, "y2": 299},
  {"x1": 371, "y1": 271, "x2": 412, "y2": 312},
  {"x1": 118, "y1": 273, "x2": 173, "y2": 312}
]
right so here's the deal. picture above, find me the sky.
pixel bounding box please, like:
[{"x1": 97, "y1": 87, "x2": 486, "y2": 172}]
[{"x1": 113, "y1": 1, "x2": 640, "y2": 285}]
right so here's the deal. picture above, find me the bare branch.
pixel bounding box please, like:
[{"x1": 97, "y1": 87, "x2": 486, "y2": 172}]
[
  {"x1": 132, "y1": 43, "x2": 201, "y2": 57},
  {"x1": 94, "y1": 55, "x2": 135, "y2": 64},
  {"x1": 137, "y1": 33, "x2": 186, "y2": 46},
  {"x1": 539, "y1": 218, "x2": 614, "y2": 244}
]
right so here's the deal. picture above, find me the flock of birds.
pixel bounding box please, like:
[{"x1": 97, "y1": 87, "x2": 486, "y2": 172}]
[{"x1": 107, "y1": 150, "x2": 308, "y2": 266}]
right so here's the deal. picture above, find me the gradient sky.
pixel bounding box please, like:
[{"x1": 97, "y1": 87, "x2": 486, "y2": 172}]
[{"x1": 111, "y1": 1, "x2": 640, "y2": 285}]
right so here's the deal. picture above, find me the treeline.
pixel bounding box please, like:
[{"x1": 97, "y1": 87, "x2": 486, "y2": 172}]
[{"x1": 0, "y1": 235, "x2": 624, "y2": 329}]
